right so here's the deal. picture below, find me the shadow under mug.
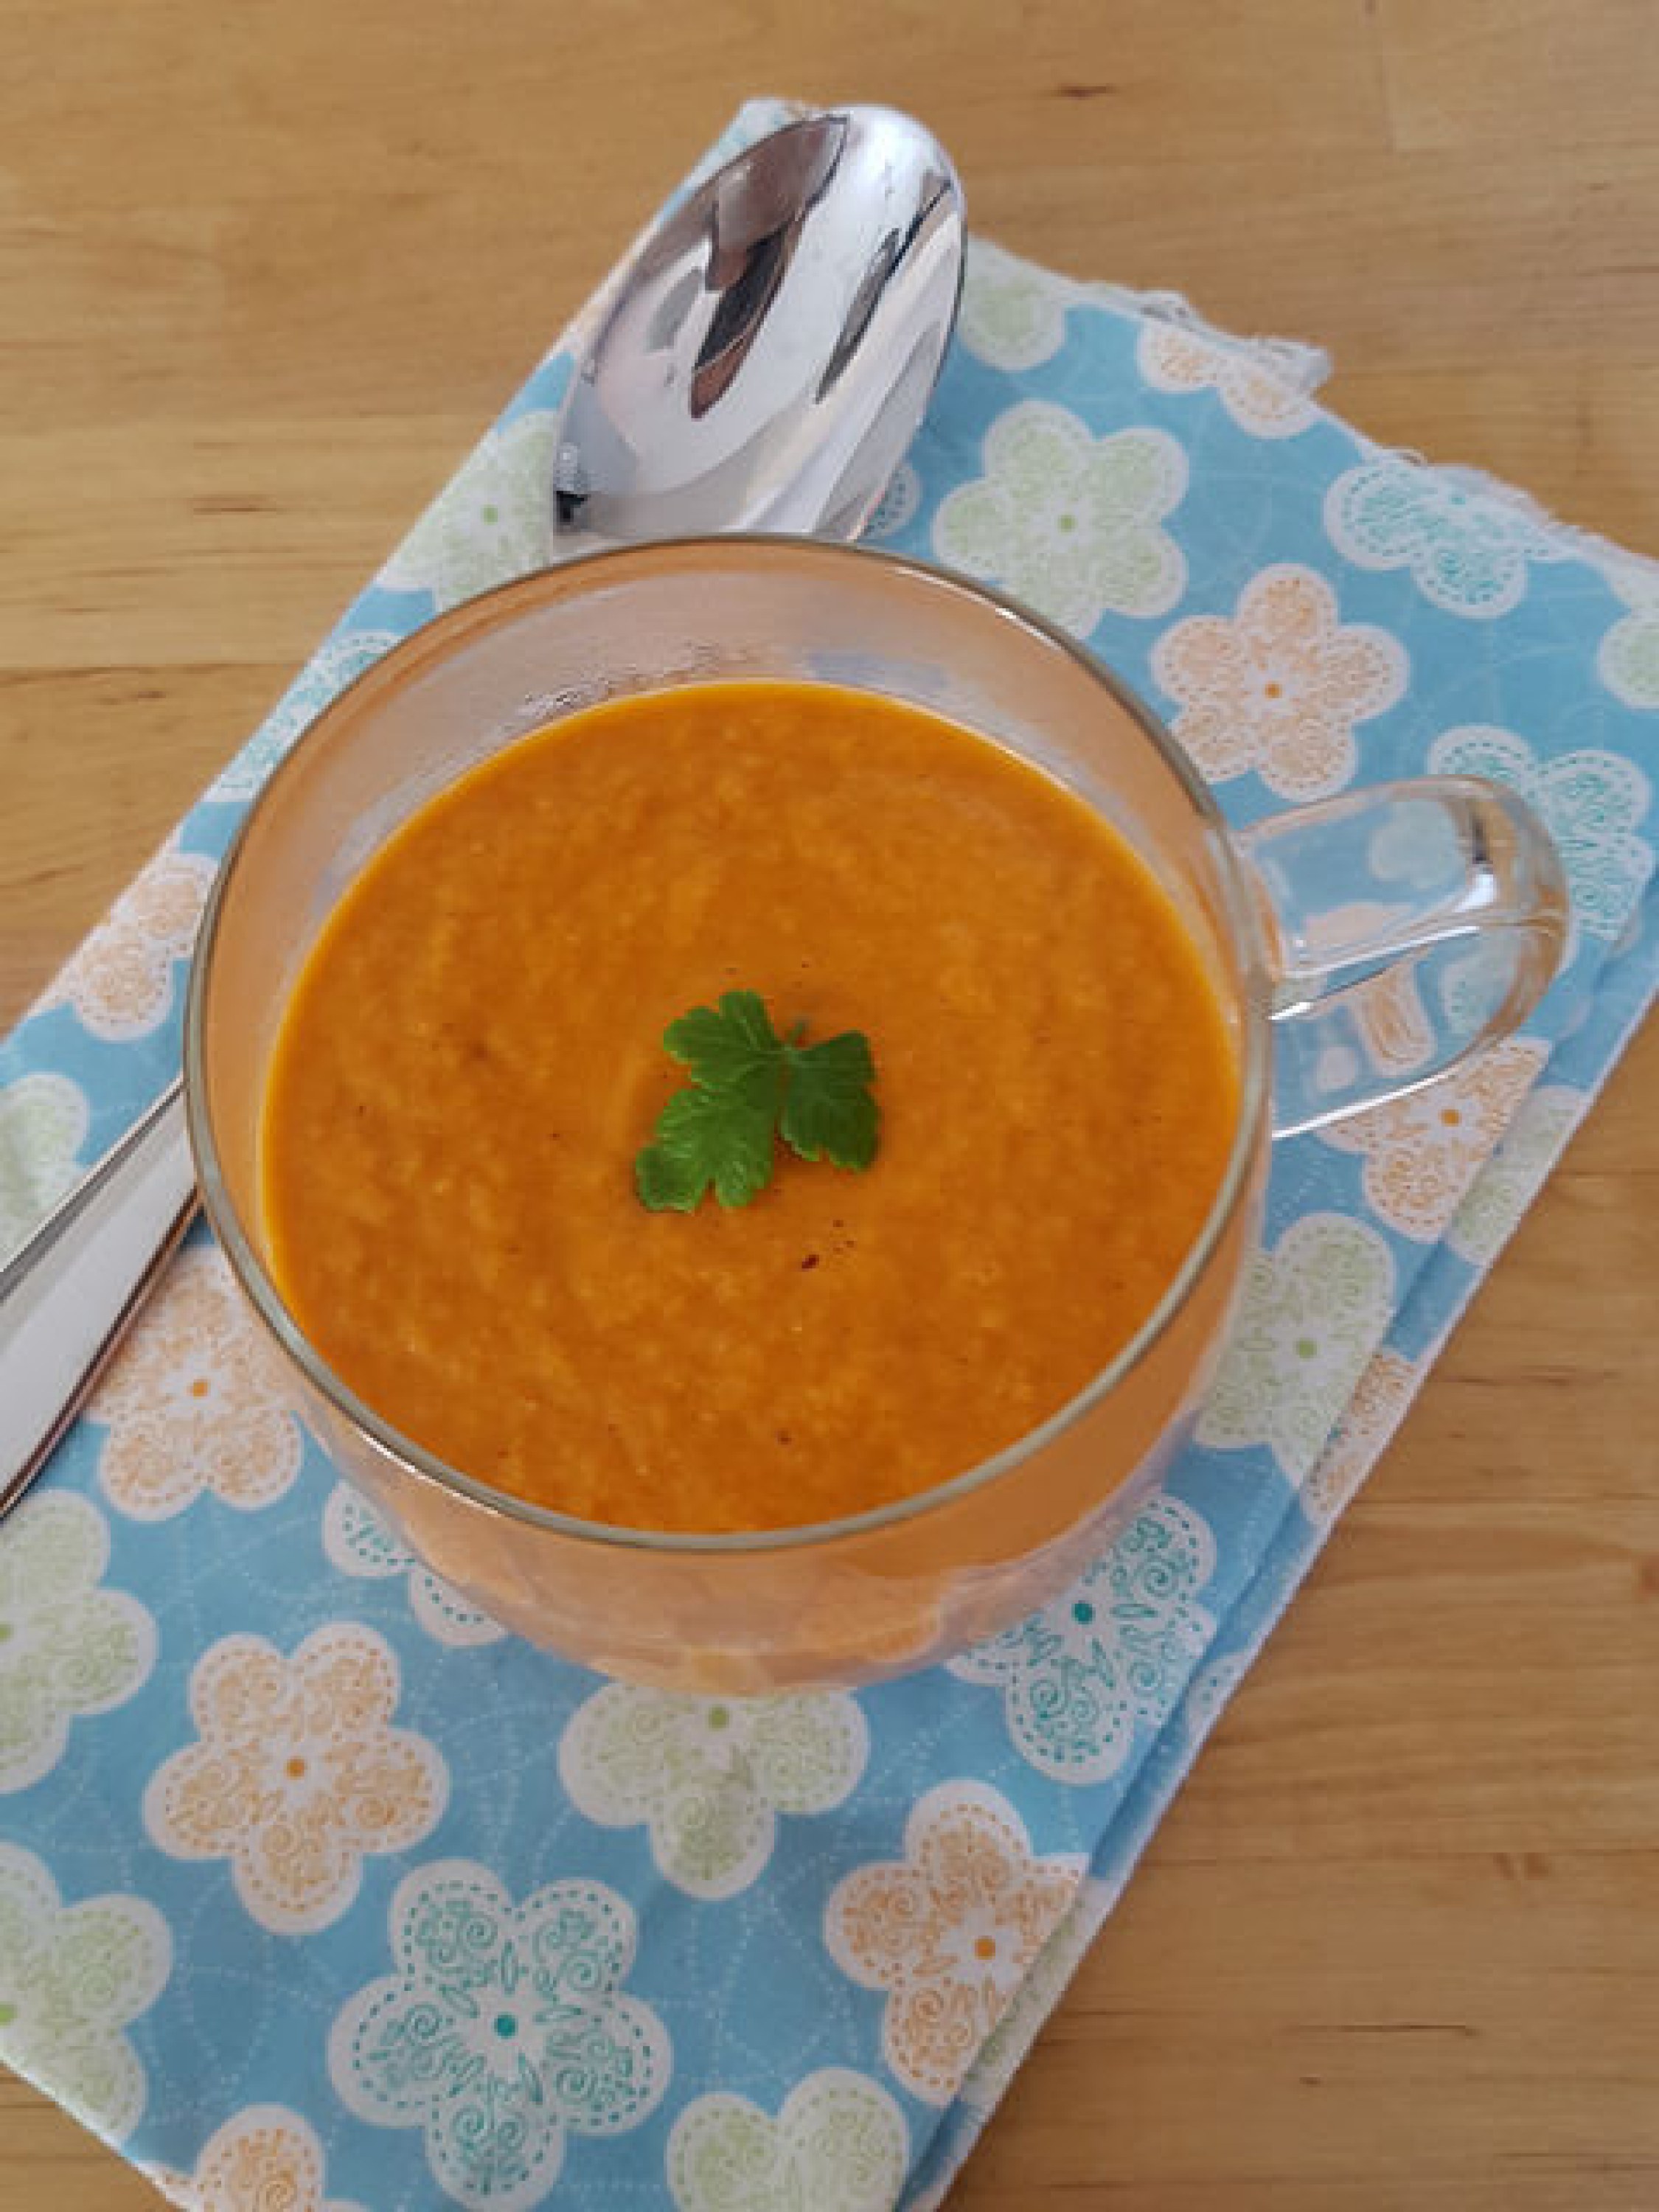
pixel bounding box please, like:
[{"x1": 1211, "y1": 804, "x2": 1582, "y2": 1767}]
[{"x1": 187, "y1": 538, "x2": 1568, "y2": 1691}]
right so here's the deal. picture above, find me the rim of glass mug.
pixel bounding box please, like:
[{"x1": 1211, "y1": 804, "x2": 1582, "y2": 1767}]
[{"x1": 184, "y1": 536, "x2": 1567, "y2": 1561}]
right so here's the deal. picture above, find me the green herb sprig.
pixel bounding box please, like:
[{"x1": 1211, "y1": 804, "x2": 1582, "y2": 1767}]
[{"x1": 635, "y1": 990, "x2": 878, "y2": 1212}]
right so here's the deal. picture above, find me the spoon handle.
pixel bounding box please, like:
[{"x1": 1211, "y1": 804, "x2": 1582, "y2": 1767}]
[{"x1": 0, "y1": 1077, "x2": 198, "y2": 1518}]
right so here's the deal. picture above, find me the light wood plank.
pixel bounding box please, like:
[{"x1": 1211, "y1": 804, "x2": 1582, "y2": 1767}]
[{"x1": 1380, "y1": 0, "x2": 1659, "y2": 152}]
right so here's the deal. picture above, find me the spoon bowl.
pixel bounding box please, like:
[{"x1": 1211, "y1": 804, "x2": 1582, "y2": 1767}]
[{"x1": 552, "y1": 106, "x2": 964, "y2": 546}]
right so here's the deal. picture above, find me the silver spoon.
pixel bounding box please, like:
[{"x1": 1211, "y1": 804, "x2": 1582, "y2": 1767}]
[{"x1": 0, "y1": 105, "x2": 965, "y2": 1513}]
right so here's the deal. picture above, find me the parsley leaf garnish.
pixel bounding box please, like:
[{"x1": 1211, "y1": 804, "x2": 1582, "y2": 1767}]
[{"x1": 635, "y1": 990, "x2": 878, "y2": 1211}]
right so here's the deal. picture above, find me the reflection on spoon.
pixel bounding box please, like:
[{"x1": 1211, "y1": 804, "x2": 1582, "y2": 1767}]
[{"x1": 552, "y1": 105, "x2": 965, "y2": 545}]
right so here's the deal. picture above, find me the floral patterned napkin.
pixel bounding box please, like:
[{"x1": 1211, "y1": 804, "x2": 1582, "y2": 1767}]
[{"x1": 1, "y1": 101, "x2": 1655, "y2": 2212}]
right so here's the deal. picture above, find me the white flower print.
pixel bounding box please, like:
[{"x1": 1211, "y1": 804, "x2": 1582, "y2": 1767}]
[
  {"x1": 378, "y1": 410, "x2": 557, "y2": 611},
  {"x1": 667, "y1": 2069, "x2": 908, "y2": 2212},
  {"x1": 321, "y1": 1483, "x2": 507, "y2": 1649},
  {"x1": 948, "y1": 1497, "x2": 1217, "y2": 1786},
  {"x1": 1325, "y1": 457, "x2": 1568, "y2": 618},
  {"x1": 1426, "y1": 724, "x2": 1652, "y2": 949},
  {"x1": 933, "y1": 400, "x2": 1186, "y2": 632},
  {"x1": 0, "y1": 1492, "x2": 155, "y2": 1793},
  {"x1": 0, "y1": 1070, "x2": 88, "y2": 1259},
  {"x1": 0, "y1": 1843, "x2": 170, "y2": 2140},
  {"x1": 559, "y1": 1683, "x2": 867, "y2": 1900},
  {"x1": 330, "y1": 1859, "x2": 670, "y2": 2210},
  {"x1": 1197, "y1": 1213, "x2": 1395, "y2": 1481}
]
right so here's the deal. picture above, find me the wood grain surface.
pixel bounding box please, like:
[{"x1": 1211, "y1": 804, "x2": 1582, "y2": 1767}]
[{"x1": 1, "y1": 3, "x2": 1655, "y2": 2205}]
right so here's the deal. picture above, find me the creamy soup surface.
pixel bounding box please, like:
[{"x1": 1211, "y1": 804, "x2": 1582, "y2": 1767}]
[{"x1": 261, "y1": 681, "x2": 1239, "y2": 1532}]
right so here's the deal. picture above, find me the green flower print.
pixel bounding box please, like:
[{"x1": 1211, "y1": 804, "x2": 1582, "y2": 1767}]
[
  {"x1": 1324, "y1": 458, "x2": 1565, "y2": 618},
  {"x1": 1197, "y1": 1212, "x2": 1395, "y2": 1481},
  {"x1": 378, "y1": 411, "x2": 556, "y2": 611},
  {"x1": 558, "y1": 1685, "x2": 867, "y2": 1901},
  {"x1": 322, "y1": 1483, "x2": 506, "y2": 1649},
  {"x1": 947, "y1": 1497, "x2": 1217, "y2": 1785},
  {"x1": 1427, "y1": 724, "x2": 1652, "y2": 947},
  {"x1": 1596, "y1": 552, "x2": 1659, "y2": 709},
  {"x1": 957, "y1": 240, "x2": 1071, "y2": 371},
  {"x1": 933, "y1": 401, "x2": 1186, "y2": 633},
  {"x1": 0, "y1": 1493, "x2": 155, "y2": 1792},
  {"x1": 209, "y1": 630, "x2": 403, "y2": 804},
  {"x1": 1599, "y1": 608, "x2": 1659, "y2": 708},
  {"x1": 667, "y1": 2069, "x2": 908, "y2": 2212},
  {"x1": 0, "y1": 1070, "x2": 87, "y2": 1260},
  {"x1": 1447, "y1": 1082, "x2": 1587, "y2": 1267},
  {"x1": 330, "y1": 1859, "x2": 669, "y2": 2211},
  {"x1": 0, "y1": 1843, "x2": 170, "y2": 2140}
]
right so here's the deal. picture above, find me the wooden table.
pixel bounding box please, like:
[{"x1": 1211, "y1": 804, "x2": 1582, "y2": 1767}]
[{"x1": 2, "y1": 4, "x2": 1655, "y2": 2205}]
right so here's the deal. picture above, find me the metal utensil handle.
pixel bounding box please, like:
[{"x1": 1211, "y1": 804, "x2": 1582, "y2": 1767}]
[{"x1": 0, "y1": 1077, "x2": 198, "y2": 1515}]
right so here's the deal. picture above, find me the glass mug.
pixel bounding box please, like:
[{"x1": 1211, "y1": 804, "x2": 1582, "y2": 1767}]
[{"x1": 187, "y1": 539, "x2": 1567, "y2": 1691}]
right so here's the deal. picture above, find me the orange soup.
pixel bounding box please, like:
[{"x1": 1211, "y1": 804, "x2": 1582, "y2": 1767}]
[{"x1": 260, "y1": 681, "x2": 1238, "y2": 1532}]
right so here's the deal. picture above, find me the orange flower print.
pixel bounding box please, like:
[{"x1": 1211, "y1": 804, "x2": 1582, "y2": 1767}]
[
  {"x1": 1138, "y1": 321, "x2": 1323, "y2": 439},
  {"x1": 1152, "y1": 563, "x2": 1406, "y2": 799},
  {"x1": 91, "y1": 1244, "x2": 302, "y2": 1520},
  {"x1": 956, "y1": 1873, "x2": 1117, "y2": 2119},
  {"x1": 41, "y1": 841, "x2": 215, "y2": 1042},
  {"x1": 824, "y1": 1781, "x2": 1084, "y2": 2104},
  {"x1": 1321, "y1": 1037, "x2": 1548, "y2": 1242},
  {"x1": 143, "y1": 1624, "x2": 446, "y2": 1934},
  {"x1": 1350, "y1": 959, "x2": 1436, "y2": 1077},
  {"x1": 151, "y1": 2105, "x2": 364, "y2": 2212},
  {"x1": 1300, "y1": 1349, "x2": 1419, "y2": 1528}
]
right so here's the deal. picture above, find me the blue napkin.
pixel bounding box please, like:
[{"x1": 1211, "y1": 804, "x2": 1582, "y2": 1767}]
[{"x1": 1, "y1": 103, "x2": 1653, "y2": 2212}]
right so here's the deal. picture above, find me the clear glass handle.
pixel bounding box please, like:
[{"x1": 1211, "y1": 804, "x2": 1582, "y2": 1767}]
[{"x1": 1234, "y1": 776, "x2": 1570, "y2": 1138}]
